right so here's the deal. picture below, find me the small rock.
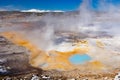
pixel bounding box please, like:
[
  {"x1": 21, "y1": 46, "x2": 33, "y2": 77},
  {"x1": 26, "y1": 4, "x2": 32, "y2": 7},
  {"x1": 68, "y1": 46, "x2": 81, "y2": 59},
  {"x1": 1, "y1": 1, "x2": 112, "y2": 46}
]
[
  {"x1": 67, "y1": 78, "x2": 75, "y2": 80},
  {"x1": 41, "y1": 75, "x2": 50, "y2": 79},
  {"x1": 31, "y1": 75, "x2": 40, "y2": 80},
  {"x1": 104, "y1": 77, "x2": 108, "y2": 80},
  {"x1": 4, "y1": 77, "x2": 12, "y2": 80},
  {"x1": 82, "y1": 78, "x2": 88, "y2": 80}
]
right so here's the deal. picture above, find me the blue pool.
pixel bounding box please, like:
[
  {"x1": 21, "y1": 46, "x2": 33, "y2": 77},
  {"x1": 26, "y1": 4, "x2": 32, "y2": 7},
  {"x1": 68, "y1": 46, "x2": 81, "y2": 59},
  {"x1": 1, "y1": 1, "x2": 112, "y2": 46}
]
[{"x1": 69, "y1": 54, "x2": 91, "y2": 65}]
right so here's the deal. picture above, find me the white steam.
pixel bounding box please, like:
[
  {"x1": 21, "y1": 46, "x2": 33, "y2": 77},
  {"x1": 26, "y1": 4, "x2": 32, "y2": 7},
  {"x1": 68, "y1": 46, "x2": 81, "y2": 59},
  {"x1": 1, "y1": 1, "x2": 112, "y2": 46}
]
[{"x1": 0, "y1": 0, "x2": 120, "y2": 50}]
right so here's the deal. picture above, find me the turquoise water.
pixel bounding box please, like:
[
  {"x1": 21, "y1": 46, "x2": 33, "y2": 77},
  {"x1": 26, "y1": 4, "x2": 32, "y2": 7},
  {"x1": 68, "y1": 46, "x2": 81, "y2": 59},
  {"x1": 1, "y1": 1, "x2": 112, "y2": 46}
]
[{"x1": 69, "y1": 54, "x2": 91, "y2": 64}]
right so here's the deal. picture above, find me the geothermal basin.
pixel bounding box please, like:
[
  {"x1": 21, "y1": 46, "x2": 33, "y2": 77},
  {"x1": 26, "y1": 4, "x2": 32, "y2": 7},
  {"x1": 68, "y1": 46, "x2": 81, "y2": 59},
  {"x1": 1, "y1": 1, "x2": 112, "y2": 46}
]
[{"x1": 0, "y1": 10, "x2": 120, "y2": 79}]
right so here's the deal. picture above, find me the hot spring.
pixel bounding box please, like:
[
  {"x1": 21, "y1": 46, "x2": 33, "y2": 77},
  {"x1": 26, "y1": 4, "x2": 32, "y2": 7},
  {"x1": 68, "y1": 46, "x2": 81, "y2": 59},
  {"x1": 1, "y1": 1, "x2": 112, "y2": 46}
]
[{"x1": 0, "y1": 0, "x2": 120, "y2": 72}]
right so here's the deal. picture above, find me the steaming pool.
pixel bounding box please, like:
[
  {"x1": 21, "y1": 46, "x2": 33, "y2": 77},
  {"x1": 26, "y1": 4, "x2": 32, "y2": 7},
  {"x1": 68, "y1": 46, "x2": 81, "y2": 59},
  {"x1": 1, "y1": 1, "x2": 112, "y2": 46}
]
[{"x1": 2, "y1": 31, "x2": 120, "y2": 72}]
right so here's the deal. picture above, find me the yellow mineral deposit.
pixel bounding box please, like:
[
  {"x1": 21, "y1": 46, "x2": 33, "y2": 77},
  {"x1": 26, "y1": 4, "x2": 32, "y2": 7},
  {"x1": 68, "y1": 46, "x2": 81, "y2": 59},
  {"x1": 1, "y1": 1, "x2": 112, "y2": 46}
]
[
  {"x1": 0, "y1": 32, "x2": 105, "y2": 71},
  {"x1": 0, "y1": 32, "x2": 48, "y2": 67},
  {"x1": 89, "y1": 61, "x2": 105, "y2": 70}
]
